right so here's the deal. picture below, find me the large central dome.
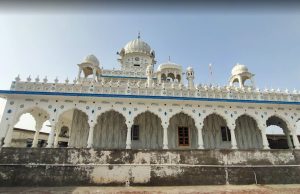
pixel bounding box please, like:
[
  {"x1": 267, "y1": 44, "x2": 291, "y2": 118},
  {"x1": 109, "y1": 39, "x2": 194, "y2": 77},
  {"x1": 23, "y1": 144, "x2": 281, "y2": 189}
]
[{"x1": 123, "y1": 38, "x2": 152, "y2": 55}]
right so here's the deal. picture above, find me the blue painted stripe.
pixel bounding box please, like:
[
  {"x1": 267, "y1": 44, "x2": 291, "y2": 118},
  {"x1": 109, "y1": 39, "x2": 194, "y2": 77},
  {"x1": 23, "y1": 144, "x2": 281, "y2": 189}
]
[{"x1": 0, "y1": 90, "x2": 299, "y2": 105}]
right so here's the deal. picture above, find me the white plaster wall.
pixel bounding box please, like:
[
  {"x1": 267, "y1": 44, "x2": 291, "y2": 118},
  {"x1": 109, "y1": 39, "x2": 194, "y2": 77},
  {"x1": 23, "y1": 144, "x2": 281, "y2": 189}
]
[
  {"x1": 93, "y1": 111, "x2": 127, "y2": 149},
  {"x1": 235, "y1": 115, "x2": 263, "y2": 149},
  {"x1": 203, "y1": 114, "x2": 231, "y2": 149},
  {"x1": 132, "y1": 111, "x2": 163, "y2": 149},
  {"x1": 69, "y1": 109, "x2": 89, "y2": 148}
]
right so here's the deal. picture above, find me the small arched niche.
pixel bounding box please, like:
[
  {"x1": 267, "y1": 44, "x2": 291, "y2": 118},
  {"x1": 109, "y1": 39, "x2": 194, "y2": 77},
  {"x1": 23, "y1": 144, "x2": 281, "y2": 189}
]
[
  {"x1": 167, "y1": 73, "x2": 175, "y2": 81},
  {"x1": 176, "y1": 74, "x2": 181, "y2": 82}
]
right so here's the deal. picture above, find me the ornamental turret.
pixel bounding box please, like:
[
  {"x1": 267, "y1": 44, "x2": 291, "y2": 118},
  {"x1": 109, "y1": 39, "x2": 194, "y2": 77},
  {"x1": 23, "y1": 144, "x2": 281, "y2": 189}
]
[
  {"x1": 186, "y1": 66, "x2": 195, "y2": 89},
  {"x1": 77, "y1": 54, "x2": 101, "y2": 83},
  {"x1": 229, "y1": 63, "x2": 255, "y2": 88},
  {"x1": 157, "y1": 60, "x2": 183, "y2": 84}
]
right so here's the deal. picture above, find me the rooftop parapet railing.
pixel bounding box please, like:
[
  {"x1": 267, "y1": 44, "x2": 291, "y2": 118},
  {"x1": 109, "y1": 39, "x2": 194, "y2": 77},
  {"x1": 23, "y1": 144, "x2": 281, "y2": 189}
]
[{"x1": 9, "y1": 75, "x2": 300, "y2": 102}]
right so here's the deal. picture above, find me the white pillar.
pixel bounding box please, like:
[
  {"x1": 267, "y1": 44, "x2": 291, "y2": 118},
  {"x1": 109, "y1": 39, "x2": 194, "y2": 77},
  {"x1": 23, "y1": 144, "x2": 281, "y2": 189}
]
[
  {"x1": 67, "y1": 127, "x2": 72, "y2": 147},
  {"x1": 195, "y1": 123, "x2": 204, "y2": 149},
  {"x1": 46, "y1": 123, "x2": 56, "y2": 148},
  {"x1": 284, "y1": 129, "x2": 293, "y2": 149},
  {"x1": 238, "y1": 76, "x2": 243, "y2": 88},
  {"x1": 87, "y1": 121, "x2": 96, "y2": 148},
  {"x1": 125, "y1": 121, "x2": 133, "y2": 149},
  {"x1": 157, "y1": 73, "x2": 161, "y2": 84},
  {"x1": 92, "y1": 68, "x2": 96, "y2": 81},
  {"x1": 291, "y1": 124, "x2": 300, "y2": 149},
  {"x1": 2, "y1": 124, "x2": 14, "y2": 147},
  {"x1": 162, "y1": 122, "x2": 169, "y2": 149},
  {"x1": 291, "y1": 130, "x2": 300, "y2": 149},
  {"x1": 260, "y1": 128, "x2": 270, "y2": 149},
  {"x1": 229, "y1": 124, "x2": 237, "y2": 149},
  {"x1": 32, "y1": 121, "x2": 43, "y2": 148},
  {"x1": 53, "y1": 125, "x2": 61, "y2": 148},
  {"x1": 188, "y1": 79, "x2": 194, "y2": 90}
]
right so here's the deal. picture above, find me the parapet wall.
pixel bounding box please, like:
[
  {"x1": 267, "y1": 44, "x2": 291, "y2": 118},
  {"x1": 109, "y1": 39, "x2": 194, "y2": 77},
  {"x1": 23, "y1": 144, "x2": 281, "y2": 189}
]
[{"x1": 0, "y1": 148, "x2": 300, "y2": 186}]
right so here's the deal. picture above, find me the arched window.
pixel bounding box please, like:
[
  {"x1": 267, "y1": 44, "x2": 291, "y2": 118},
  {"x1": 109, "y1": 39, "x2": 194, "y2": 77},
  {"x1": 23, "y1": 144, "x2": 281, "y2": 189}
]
[
  {"x1": 167, "y1": 73, "x2": 175, "y2": 81},
  {"x1": 176, "y1": 74, "x2": 181, "y2": 82},
  {"x1": 161, "y1": 73, "x2": 167, "y2": 82}
]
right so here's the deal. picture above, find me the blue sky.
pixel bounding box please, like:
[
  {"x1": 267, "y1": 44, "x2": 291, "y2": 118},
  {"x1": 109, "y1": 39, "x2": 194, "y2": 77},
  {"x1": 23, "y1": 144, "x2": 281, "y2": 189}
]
[
  {"x1": 1, "y1": 12, "x2": 300, "y2": 90},
  {"x1": 0, "y1": 5, "x2": 300, "y2": 133}
]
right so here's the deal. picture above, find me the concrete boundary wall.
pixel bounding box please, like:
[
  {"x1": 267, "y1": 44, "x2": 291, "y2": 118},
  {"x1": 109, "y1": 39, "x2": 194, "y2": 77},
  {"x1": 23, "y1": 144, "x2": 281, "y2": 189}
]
[{"x1": 0, "y1": 148, "x2": 300, "y2": 186}]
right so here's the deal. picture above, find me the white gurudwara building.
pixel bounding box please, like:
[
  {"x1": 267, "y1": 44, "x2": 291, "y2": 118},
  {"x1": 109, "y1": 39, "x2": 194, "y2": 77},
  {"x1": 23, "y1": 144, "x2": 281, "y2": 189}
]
[{"x1": 0, "y1": 36, "x2": 300, "y2": 150}]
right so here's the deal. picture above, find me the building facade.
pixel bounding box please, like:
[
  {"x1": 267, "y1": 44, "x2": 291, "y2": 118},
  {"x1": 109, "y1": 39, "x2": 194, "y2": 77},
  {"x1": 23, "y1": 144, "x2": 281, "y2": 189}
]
[
  {"x1": 0, "y1": 36, "x2": 300, "y2": 150},
  {"x1": 9, "y1": 128, "x2": 68, "y2": 148}
]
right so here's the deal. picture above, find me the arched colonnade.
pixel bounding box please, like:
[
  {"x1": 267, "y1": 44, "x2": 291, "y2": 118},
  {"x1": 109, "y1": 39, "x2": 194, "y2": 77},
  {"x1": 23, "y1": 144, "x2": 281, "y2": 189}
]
[{"x1": 1, "y1": 105, "x2": 300, "y2": 150}]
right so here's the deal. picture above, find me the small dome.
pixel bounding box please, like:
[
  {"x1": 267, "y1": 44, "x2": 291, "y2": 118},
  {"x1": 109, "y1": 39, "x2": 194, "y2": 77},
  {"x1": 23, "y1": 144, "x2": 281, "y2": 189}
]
[
  {"x1": 157, "y1": 61, "x2": 182, "y2": 71},
  {"x1": 186, "y1": 66, "x2": 194, "y2": 72},
  {"x1": 231, "y1": 63, "x2": 248, "y2": 75},
  {"x1": 83, "y1": 54, "x2": 99, "y2": 66},
  {"x1": 123, "y1": 38, "x2": 152, "y2": 55}
]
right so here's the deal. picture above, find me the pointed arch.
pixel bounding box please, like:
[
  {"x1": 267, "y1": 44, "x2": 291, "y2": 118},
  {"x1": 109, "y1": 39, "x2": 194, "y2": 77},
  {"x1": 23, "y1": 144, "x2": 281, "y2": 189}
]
[
  {"x1": 203, "y1": 111, "x2": 230, "y2": 126},
  {"x1": 58, "y1": 106, "x2": 90, "y2": 122},
  {"x1": 133, "y1": 109, "x2": 162, "y2": 122},
  {"x1": 235, "y1": 112, "x2": 259, "y2": 125},
  {"x1": 202, "y1": 113, "x2": 230, "y2": 149},
  {"x1": 15, "y1": 106, "x2": 50, "y2": 125},
  {"x1": 93, "y1": 109, "x2": 127, "y2": 149},
  {"x1": 168, "y1": 112, "x2": 198, "y2": 149},
  {"x1": 95, "y1": 108, "x2": 127, "y2": 122},
  {"x1": 67, "y1": 108, "x2": 89, "y2": 148},
  {"x1": 266, "y1": 114, "x2": 290, "y2": 131},
  {"x1": 167, "y1": 73, "x2": 175, "y2": 80},
  {"x1": 132, "y1": 111, "x2": 163, "y2": 149},
  {"x1": 235, "y1": 114, "x2": 263, "y2": 149},
  {"x1": 266, "y1": 114, "x2": 293, "y2": 149},
  {"x1": 168, "y1": 110, "x2": 197, "y2": 124},
  {"x1": 133, "y1": 110, "x2": 162, "y2": 124},
  {"x1": 161, "y1": 73, "x2": 167, "y2": 82},
  {"x1": 11, "y1": 106, "x2": 50, "y2": 148}
]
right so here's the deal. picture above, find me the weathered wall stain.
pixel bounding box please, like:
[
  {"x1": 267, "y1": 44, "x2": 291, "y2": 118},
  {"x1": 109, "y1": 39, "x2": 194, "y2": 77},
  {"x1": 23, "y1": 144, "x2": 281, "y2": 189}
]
[{"x1": 0, "y1": 148, "x2": 299, "y2": 186}]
